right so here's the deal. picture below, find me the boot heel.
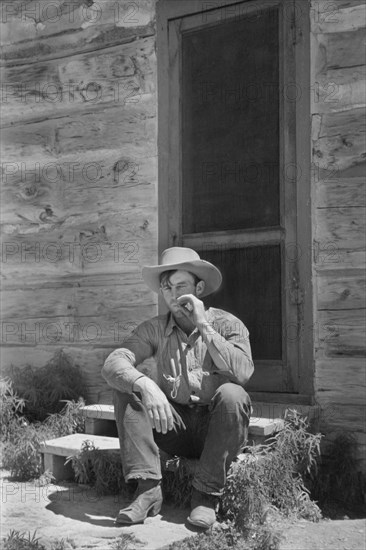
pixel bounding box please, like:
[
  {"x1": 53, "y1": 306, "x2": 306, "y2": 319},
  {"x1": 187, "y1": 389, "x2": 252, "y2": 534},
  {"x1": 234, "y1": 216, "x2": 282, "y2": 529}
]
[{"x1": 149, "y1": 500, "x2": 162, "y2": 517}]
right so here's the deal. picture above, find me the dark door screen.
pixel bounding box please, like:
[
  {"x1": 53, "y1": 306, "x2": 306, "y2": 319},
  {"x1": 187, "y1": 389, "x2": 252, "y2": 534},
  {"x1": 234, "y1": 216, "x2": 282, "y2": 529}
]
[{"x1": 182, "y1": 9, "x2": 280, "y2": 234}]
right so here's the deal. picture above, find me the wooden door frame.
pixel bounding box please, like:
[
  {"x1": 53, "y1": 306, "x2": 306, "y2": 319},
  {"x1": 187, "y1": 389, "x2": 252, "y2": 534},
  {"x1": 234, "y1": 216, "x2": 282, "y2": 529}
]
[{"x1": 157, "y1": 0, "x2": 314, "y2": 403}]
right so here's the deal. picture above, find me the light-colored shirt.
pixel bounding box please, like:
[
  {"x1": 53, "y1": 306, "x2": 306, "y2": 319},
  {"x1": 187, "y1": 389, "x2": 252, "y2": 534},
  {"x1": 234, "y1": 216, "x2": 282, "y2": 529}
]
[{"x1": 102, "y1": 307, "x2": 254, "y2": 405}]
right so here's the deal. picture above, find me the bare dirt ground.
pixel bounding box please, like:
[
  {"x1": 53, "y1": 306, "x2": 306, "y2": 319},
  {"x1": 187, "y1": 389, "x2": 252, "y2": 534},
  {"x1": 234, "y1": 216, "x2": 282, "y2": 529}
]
[{"x1": 1, "y1": 471, "x2": 365, "y2": 550}]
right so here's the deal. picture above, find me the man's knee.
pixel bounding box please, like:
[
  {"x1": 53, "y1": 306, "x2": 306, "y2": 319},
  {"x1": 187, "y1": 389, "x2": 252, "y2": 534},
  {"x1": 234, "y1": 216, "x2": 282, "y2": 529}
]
[{"x1": 213, "y1": 383, "x2": 251, "y2": 409}]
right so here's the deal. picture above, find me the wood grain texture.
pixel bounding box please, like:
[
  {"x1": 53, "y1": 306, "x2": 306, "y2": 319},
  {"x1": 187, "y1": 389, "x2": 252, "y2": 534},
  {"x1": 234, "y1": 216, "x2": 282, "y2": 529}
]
[
  {"x1": 315, "y1": 358, "x2": 365, "y2": 405},
  {"x1": 1, "y1": 155, "x2": 157, "y2": 225},
  {"x1": 314, "y1": 207, "x2": 366, "y2": 268},
  {"x1": 1, "y1": 206, "x2": 158, "y2": 282},
  {"x1": 1, "y1": 0, "x2": 156, "y2": 64},
  {"x1": 311, "y1": 1, "x2": 366, "y2": 34},
  {"x1": 315, "y1": 172, "x2": 366, "y2": 208},
  {"x1": 1, "y1": 98, "x2": 157, "y2": 159},
  {"x1": 316, "y1": 309, "x2": 366, "y2": 358},
  {"x1": 312, "y1": 112, "x2": 366, "y2": 172},
  {"x1": 317, "y1": 269, "x2": 366, "y2": 309},
  {"x1": 1, "y1": 37, "x2": 156, "y2": 127}
]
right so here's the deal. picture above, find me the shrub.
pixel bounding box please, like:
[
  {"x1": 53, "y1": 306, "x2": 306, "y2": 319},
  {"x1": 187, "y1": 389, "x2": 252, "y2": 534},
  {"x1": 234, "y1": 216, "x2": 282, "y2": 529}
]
[
  {"x1": 8, "y1": 350, "x2": 85, "y2": 422},
  {"x1": 2, "y1": 530, "x2": 46, "y2": 550},
  {"x1": 68, "y1": 440, "x2": 129, "y2": 497},
  {"x1": 1, "y1": 531, "x2": 76, "y2": 550},
  {"x1": 221, "y1": 410, "x2": 322, "y2": 530},
  {"x1": 165, "y1": 523, "x2": 282, "y2": 550},
  {"x1": 162, "y1": 457, "x2": 195, "y2": 507},
  {"x1": 1, "y1": 391, "x2": 85, "y2": 480},
  {"x1": 0, "y1": 377, "x2": 26, "y2": 441}
]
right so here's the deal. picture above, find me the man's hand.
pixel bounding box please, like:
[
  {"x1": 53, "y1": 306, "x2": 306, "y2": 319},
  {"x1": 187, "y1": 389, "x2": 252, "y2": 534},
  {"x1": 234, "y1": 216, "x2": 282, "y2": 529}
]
[
  {"x1": 176, "y1": 294, "x2": 209, "y2": 328},
  {"x1": 133, "y1": 377, "x2": 174, "y2": 434}
]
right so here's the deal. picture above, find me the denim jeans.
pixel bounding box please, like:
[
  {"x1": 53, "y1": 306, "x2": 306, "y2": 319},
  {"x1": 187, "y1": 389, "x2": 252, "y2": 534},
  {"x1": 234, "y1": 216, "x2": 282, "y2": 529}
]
[{"x1": 113, "y1": 382, "x2": 251, "y2": 496}]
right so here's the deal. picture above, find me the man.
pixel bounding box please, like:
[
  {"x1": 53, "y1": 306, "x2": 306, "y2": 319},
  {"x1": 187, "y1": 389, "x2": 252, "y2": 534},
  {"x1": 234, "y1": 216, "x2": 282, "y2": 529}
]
[{"x1": 102, "y1": 247, "x2": 254, "y2": 529}]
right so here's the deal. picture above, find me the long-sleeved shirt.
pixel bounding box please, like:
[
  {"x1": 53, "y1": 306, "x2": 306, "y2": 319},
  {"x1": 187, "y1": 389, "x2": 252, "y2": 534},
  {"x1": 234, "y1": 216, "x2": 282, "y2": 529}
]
[{"x1": 102, "y1": 307, "x2": 254, "y2": 405}]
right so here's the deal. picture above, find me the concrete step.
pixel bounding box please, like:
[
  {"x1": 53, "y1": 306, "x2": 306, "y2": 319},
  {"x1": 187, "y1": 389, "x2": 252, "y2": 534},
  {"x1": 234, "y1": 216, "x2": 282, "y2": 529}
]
[
  {"x1": 40, "y1": 433, "x2": 120, "y2": 481},
  {"x1": 80, "y1": 403, "x2": 285, "y2": 438}
]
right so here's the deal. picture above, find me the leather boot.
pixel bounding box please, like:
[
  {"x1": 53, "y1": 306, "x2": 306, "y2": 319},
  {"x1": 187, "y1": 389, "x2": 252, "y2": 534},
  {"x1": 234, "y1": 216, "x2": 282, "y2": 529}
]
[
  {"x1": 116, "y1": 479, "x2": 163, "y2": 525},
  {"x1": 187, "y1": 488, "x2": 217, "y2": 529}
]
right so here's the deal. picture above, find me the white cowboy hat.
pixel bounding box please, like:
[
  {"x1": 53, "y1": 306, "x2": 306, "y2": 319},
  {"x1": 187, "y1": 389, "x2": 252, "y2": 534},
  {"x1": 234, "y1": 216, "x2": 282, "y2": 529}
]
[{"x1": 142, "y1": 247, "x2": 222, "y2": 297}]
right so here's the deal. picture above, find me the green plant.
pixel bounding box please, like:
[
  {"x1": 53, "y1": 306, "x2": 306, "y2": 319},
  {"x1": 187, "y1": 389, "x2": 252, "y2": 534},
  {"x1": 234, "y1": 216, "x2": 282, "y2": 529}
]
[
  {"x1": 165, "y1": 522, "x2": 282, "y2": 550},
  {"x1": 222, "y1": 410, "x2": 322, "y2": 530},
  {"x1": 1, "y1": 531, "x2": 77, "y2": 550},
  {"x1": 162, "y1": 457, "x2": 195, "y2": 507},
  {"x1": 68, "y1": 440, "x2": 129, "y2": 496},
  {"x1": 0, "y1": 377, "x2": 26, "y2": 441},
  {"x1": 2, "y1": 530, "x2": 46, "y2": 550},
  {"x1": 1, "y1": 388, "x2": 85, "y2": 480},
  {"x1": 8, "y1": 350, "x2": 85, "y2": 422}
]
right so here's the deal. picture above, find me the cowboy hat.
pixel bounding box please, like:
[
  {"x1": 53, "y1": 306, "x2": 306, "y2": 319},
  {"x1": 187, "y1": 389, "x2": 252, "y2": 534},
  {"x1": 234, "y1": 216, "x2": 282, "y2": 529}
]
[{"x1": 142, "y1": 247, "x2": 222, "y2": 297}]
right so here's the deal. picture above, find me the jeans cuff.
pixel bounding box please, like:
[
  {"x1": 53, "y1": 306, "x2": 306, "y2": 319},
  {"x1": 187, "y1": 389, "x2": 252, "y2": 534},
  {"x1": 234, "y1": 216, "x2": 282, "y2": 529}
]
[
  {"x1": 192, "y1": 478, "x2": 223, "y2": 497},
  {"x1": 125, "y1": 472, "x2": 162, "y2": 482}
]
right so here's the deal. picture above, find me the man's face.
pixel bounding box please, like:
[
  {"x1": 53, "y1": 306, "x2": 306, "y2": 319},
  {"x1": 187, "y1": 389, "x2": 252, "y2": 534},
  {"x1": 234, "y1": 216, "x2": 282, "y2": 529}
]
[{"x1": 160, "y1": 270, "x2": 198, "y2": 317}]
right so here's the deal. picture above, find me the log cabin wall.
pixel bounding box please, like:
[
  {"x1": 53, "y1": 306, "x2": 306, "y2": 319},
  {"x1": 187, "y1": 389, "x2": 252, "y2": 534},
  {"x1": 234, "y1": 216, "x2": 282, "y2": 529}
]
[
  {"x1": 1, "y1": 0, "x2": 158, "y2": 403},
  {"x1": 310, "y1": 0, "x2": 366, "y2": 469}
]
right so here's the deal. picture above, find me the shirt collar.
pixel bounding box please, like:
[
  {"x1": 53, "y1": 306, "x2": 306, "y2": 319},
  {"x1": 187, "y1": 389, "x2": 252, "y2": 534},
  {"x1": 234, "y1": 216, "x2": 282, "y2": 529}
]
[
  {"x1": 164, "y1": 308, "x2": 214, "y2": 337},
  {"x1": 164, "y1": 312, "x2": 177, "y2": 336}
]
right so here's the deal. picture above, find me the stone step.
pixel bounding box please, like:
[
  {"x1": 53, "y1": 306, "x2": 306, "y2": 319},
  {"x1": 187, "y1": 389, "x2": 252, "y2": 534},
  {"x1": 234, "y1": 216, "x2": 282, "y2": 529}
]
[
  {"x1": 40, "y1": 433, "x2": 120, "y2": 481},
  {"x1": 80, "y1": 403, "x2": 285, "y2": 437}
]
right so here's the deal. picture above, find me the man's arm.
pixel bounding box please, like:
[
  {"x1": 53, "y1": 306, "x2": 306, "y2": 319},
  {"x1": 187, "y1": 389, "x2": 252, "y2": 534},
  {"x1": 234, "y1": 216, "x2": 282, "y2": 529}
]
[
  {"x1": 102, "y1": 319, "x2": 174, "y2": 434},
  {"x1": 177, "y1": 295, "x2": 254, "y2": 386},
  {"x1": 101, "y1": 321, "x2": 156, "y2": 394},
  {"x1": 197, "y1": 318, "x2": 254, "y2": 386}
]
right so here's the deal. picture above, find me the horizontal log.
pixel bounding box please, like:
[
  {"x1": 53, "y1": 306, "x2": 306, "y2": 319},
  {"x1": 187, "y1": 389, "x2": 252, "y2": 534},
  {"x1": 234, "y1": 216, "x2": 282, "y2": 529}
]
[
  {"x1": 311, "y1": 79, "x2": 365, "y2": 115},
  {"x1": 0, "y1": 271, "x2": 156, "y2": 291},
  {"x1": 324, "y1": 65, "x2": 366, "y2": 85},
  {"x1": 1, "y1": 98, "x2": 157, "y2": 161},
  {"x1": 311, "y1": 2, "x2": 366, "y2": 34},
  {"x1": 316, "y1": 309, "x2": 366, "y2": 357},
  {"x1": 1, "y1": 281, "x2": 155, "y2": 319},
  {"x1": 1, "y1": 206, "x2": 158, "y2": 280},
  {"x1": 319, "y1": 108, "x2": 366, "y2": 138},
  {"x1": 314, "y1": 398, "x2": 365, "y2": 436},
  {"x1": 1, "y1": 151, "x2": 157, "y2": 225},
  {"x1": 1, "y1": 305, "x2": 157, "y2": 346},
  {"x1": 312, "y1": 114, "x2": 366, "y2": 172},
  {"x1": 315, "y1": 357, "x2": 366, "y2": 405},
  {"x1": 1, "y1": 37, "x2": 156, "y2": 127},
  {"x1": 316, "y1": 268, "x2": 366, "y2": 310},
  {"x1": 315, "y1": 206, "x2": 366, "y2": 268},
  {"x1": 314, "y1": 171, "x2": 366, "y2": 208},
  {"x1": 1, "y1": 1, "x2": 156, "y2": 65},
  {"x1": 325, "y1": 28, "x2": 366, "y2": 70}
]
